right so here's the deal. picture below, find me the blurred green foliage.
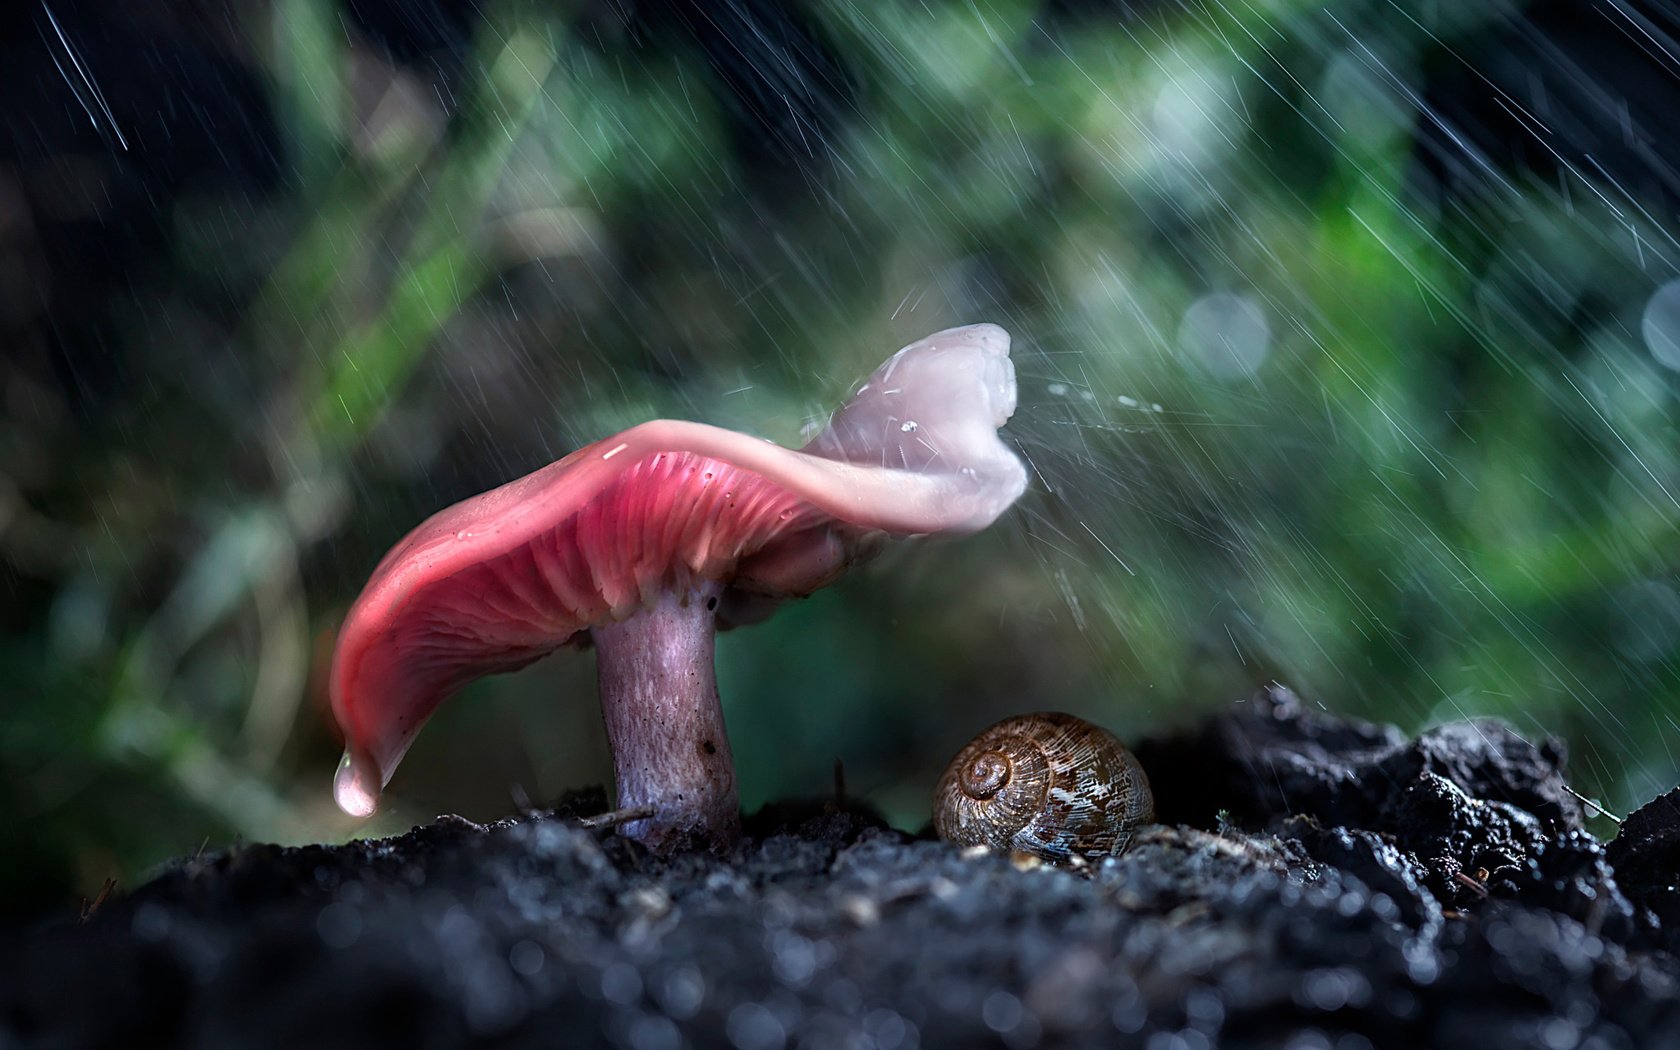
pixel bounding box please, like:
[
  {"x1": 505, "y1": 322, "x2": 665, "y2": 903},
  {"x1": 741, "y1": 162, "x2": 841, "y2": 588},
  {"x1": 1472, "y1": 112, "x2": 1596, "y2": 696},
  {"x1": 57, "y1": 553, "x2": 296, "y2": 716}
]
[{"x1": 4, "y1": 0, "x2": 1678, "y2": 920}]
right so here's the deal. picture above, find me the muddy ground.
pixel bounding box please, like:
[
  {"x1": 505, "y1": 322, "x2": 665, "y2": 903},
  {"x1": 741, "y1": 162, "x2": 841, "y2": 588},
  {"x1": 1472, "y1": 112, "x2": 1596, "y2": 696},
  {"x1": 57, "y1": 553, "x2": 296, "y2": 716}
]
[{"x1": 5, "y1": 686, "x2": 1679, "y2": 1049}]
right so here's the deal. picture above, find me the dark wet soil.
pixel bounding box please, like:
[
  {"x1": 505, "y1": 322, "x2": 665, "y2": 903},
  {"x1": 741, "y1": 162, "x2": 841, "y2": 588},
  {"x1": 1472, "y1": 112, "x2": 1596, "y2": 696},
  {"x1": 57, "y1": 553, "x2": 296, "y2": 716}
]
[{"x1": 5, "y1": 686, "x2": 1680, "y2": 1049}]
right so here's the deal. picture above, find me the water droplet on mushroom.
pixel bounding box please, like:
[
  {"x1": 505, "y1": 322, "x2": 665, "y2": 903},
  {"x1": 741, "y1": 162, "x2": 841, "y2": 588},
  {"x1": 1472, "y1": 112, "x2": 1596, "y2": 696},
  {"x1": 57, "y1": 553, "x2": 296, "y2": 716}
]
[
  {"x1": 900, "y1": 420, "x2": 919, "y2": 433},
  {"x1": 333, "y1": 750, "x2": 380, "y2": 818}
]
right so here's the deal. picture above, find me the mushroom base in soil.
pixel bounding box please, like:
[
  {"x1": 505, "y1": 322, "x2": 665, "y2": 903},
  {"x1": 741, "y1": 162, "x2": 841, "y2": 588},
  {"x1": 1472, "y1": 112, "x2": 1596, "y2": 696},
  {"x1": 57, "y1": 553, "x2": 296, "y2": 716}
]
[
  {"x1": 328, "y1": 323, "x2": 1028, "y2": 850},
  {"x1": 592, "y1": 583, "x2": 738, "y2": 848}
]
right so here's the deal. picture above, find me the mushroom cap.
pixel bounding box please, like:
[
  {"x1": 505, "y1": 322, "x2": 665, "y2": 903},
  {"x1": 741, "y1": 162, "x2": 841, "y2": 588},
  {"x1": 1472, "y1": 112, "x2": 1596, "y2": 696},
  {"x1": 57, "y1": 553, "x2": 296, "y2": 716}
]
[{"x1": 329, "y1": 323, "x2": 1027, "y2": 815}]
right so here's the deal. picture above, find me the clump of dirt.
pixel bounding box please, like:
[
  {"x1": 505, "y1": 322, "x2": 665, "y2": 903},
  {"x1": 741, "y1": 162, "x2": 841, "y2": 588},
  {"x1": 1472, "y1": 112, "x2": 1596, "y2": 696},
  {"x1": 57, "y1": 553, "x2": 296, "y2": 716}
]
[{"x1": 5, "y1": 688, "x2": 1679, "y2": 1049}]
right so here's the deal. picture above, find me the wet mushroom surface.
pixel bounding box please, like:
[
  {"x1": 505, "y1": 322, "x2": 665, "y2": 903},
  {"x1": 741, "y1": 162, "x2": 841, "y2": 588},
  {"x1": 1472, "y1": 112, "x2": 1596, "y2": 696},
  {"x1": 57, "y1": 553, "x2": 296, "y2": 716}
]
[
  {"x1": 329, "y1": 322, "x2": 1027, "y2": 851},
  {"x1": 7, "y1": 687, "x2": 1680, "y2": 1050}
]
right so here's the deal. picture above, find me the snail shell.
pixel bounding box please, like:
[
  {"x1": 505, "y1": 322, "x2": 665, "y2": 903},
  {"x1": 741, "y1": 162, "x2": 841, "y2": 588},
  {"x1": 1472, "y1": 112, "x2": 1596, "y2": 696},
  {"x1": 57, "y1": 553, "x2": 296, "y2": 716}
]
[{"x1": 933, "y1": 712, "x2": 1154, "y2": 862}]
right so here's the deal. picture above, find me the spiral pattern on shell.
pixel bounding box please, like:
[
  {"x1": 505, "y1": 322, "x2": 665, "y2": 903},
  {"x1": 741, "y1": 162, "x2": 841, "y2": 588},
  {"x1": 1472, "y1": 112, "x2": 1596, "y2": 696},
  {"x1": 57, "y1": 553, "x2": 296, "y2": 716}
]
[{"x1": 933, "y1": 712, "x2": 1154, "y2": 862}]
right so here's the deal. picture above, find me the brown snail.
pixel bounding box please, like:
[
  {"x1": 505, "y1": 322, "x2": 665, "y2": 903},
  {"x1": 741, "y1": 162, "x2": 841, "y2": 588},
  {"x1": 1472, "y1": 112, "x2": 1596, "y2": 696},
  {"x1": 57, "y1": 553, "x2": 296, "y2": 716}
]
[{"x1": 933, "y1": 712, "x2": 1154, "y2": 862}]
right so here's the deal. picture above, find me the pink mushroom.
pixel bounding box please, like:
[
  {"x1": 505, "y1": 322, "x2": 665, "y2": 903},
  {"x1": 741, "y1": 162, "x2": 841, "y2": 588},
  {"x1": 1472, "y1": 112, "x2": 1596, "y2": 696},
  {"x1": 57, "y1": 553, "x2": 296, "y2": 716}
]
[{"x1": 329, "y1": 323, "x2": 1027, "y2": 850}]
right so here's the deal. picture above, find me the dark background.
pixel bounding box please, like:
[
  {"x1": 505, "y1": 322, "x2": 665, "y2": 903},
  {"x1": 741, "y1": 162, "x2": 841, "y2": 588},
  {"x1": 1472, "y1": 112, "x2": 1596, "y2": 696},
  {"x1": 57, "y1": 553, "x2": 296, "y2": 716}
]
[{"x1": 5, "y1": 0, "x2": 1680, "y2": 921}]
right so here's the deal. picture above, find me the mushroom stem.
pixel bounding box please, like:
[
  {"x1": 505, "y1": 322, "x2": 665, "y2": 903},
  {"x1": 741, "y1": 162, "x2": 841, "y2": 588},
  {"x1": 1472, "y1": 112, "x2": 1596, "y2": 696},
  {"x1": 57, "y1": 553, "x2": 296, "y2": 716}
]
[{"x1": 591, "y1": 582, "x2": 741, "y2": 850}]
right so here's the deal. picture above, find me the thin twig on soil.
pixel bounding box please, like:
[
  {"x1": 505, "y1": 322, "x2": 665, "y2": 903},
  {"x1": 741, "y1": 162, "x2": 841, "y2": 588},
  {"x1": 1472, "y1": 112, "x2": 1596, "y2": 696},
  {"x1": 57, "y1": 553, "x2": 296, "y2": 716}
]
[{"x1": 577, "y1": 804, "x2": 656, "y2": 829}]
